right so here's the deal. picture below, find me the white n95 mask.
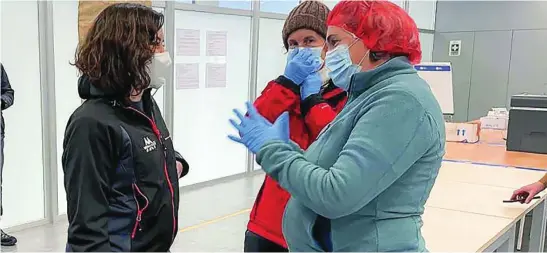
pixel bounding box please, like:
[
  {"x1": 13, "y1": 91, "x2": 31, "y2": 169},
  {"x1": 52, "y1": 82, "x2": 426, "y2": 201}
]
[{"x1": 149, "y1": 52, "x2": 172, "y2": 89}]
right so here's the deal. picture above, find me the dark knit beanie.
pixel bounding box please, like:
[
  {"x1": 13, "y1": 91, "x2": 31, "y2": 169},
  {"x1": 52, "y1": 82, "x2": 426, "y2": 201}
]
[{"x1": 282, "y1": 0, "x2": 330, "y2": 50}]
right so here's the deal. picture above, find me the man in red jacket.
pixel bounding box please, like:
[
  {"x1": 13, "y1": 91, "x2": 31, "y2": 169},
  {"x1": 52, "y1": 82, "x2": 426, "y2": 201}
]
[{"x1": 244, "y1": 1, "x2": 347, "y2": 251}]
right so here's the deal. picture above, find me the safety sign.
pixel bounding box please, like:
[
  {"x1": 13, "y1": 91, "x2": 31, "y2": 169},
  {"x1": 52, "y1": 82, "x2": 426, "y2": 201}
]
[{"x1": 449, "y1": 40, "x2": 461, "y2": 57}]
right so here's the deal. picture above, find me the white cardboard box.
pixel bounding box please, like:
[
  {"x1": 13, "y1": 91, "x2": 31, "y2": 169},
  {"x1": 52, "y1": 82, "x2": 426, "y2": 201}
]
[
  {"x1": 445, "y1": 122, "x2": 480, "y2": 143},
  {"x1": 480, "y1": 116, "x2": 508, "y2": 130}
]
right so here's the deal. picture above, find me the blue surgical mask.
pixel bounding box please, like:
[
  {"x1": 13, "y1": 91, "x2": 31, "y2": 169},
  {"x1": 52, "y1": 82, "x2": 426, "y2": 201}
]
[{"x1": 325, "y1": 44, "x2": 368, "y2": 91}]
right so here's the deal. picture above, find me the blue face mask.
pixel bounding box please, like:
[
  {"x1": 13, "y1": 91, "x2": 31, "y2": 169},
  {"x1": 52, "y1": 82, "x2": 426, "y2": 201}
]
[{"x1": 325, "y1": 44, "x2": 369, "y2": 91}]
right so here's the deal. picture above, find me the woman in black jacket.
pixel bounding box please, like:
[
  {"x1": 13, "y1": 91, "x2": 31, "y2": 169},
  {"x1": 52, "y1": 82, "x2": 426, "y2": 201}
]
[{"x1": 62, "y1": 3, "x2": 189, "y2": 252}]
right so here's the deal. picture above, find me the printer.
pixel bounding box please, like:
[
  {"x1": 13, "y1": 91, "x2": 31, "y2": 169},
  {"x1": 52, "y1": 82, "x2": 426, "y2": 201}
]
[{"x1": 506, "y1": 94, "x2": 547, "y2": 154}]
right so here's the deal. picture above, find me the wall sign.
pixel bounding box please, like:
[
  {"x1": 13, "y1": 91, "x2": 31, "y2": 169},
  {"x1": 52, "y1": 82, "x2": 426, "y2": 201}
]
[{"x1": 449, "y1": 40, "x2": 461, "y2": 57}]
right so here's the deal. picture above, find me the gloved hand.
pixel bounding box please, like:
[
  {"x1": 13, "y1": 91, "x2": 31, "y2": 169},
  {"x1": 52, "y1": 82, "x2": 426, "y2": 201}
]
[
  {"x1": 284, "y1": 48, "x2": 322, "y2": 85},
  {"x1": 301, "y1": 71, "x2": 322, "y2": 100},
  {"x1": 228, "y1": 102, "x2": 290, "y2": 154}
]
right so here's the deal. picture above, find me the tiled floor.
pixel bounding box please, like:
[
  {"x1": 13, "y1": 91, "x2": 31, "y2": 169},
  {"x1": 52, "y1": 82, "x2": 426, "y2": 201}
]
[
  {"x1": 1, "y1": 172, "x2": 265, "y2": 252},
  {"x1": 2, "y1": 171, "x2": 546, "y2": 252}
]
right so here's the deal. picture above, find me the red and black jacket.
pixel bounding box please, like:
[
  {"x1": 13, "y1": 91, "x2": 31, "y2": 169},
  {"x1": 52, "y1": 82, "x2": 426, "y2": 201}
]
[
  {"x1": 62, "y1": 76, "x2": 189, "y2": 252},
  {"x1": 247, "y1": 75, "x2": 347, "y2": 248}
]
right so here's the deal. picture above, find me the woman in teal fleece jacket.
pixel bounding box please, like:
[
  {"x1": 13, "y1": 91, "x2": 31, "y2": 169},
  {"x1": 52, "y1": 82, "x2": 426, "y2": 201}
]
[{"x1": 229, "y1": 0, "x2": 445, "y2": 251}]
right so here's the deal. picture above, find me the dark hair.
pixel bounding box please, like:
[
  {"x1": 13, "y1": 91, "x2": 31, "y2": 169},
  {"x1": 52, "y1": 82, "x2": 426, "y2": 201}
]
[
  {"x1": 369, "y1": 51, "x2": 409, "y2": 62},
  {"x1": 73, "y1": 3, "x2": 164, "y2": 100}
]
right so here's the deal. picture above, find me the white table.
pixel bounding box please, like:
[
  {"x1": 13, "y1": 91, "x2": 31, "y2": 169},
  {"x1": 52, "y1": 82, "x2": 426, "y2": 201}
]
[
  {"x1": 425, "y1": 161, "x2": 547, "y2": 252},
  {"x1": 422, "y1": 207, "x2": 515, "y2": 252},
  {"x1": 436, "y1": 161, "x2": 546, "y2": 189}
]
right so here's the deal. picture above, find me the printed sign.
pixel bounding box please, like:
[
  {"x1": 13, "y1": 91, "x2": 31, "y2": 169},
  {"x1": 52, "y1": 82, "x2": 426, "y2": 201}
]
[
  {"x1": 176, "y1": 63, "x2": 200, "y2": 89},
  {"x1": 206, "y1": 31, "x2": 228, "y2": 57},
  {"x1": 176, "y1": 29, "x2": 201, "y2": 56},
  {"x1": 449, "y1": 40, "x2": 461, "y2": 57}
]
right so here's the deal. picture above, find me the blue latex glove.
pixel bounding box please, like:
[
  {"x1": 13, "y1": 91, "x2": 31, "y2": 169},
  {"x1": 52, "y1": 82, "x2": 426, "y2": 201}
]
[
  {"x1": 301, "y1": 71, "x2": 322, "y2": 100},
  {"x1": 284, "y1": 48, "x2": 322, "y2": 85},
  {"x1": 228, "y1": 102, "x2": 290, "y2": 154}
]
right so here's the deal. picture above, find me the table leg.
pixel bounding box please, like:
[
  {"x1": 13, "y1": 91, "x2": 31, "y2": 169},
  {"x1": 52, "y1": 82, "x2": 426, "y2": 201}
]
[
  {"x1": 497, "y1": 226, "x2": 516, "y2": 252},
  {"x1": 529, "y1": 199, "x2": 547, "y2": 252},
  {"x1": 517, "y1": 216, "x2": 526, "y2": 250},
  {"x1": 483, "y1": 225, "x2": 516, "y2": 252}
]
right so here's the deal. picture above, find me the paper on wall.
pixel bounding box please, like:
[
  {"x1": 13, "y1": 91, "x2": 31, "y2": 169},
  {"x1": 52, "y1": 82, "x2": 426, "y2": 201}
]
[
  {"x1": 206, "y1": 63, "x2": 227, "y2": 88},
  {"x1": 176, "y1": 29, "x2": 201, "y2": 56},
  {"x1": 176, "y1": 63, "x2": 200, "y2": 89},
  {"x1": 206, "y1": 31, "x2": 227, "y2": 57},
  {"x1": 78, "y1": 1, "x2": 152, "y2": 44}
]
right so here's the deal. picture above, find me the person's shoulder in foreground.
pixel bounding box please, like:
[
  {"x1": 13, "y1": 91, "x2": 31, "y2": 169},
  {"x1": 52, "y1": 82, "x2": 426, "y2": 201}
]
[
  {"x1": 373, "y1": 57, "x2": 445, "y2": 123},
  {"x1": 352, "y1": 56, "x2": 447, "y2": 165}
]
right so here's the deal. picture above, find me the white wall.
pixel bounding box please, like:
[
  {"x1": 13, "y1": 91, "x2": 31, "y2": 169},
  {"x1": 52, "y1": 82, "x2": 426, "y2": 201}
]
[
  {"x1": 173, "y1": 11, "x2": 250, "y2": 185},
  {"x1": 253, "y1": 18, "x2": 287, "y2": 171},
  {"x1": 260, "y1": 0, "x2": 299, "y2": 14},
  {"x1": 52, "y1": 0, "x2": 81, "y2": 217},
  {"x1": 256, "y1": 18, "x2": 286, "y2": 96},
  {"x1": 153, "y1": 7, "x2": 165, "y2": 114},
  {"x1": 0, "y1": 0, "x2": 45, "y2": 227},
  {"x1": 409, "y1": 0, "x2": 437, "y2": 30},
  {"x1": 420, "y1": 32, "x2": 434, "y2": 62}
]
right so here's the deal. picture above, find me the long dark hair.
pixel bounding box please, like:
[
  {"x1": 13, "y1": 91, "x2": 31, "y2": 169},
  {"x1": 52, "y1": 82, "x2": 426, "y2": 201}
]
[{"x1": 73, "y1": 3, "x2": 164, "y2": 100}]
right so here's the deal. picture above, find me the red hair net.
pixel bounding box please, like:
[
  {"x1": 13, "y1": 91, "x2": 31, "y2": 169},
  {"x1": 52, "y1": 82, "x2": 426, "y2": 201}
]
[{"x1": 326, "y1": 0, "x2": 422, "y2": 64}]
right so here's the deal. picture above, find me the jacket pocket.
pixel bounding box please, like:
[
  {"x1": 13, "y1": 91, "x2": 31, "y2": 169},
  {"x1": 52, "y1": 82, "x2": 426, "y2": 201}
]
[
  {"x1": 131, "y1": 183, "x2": 149, "y2": 239},
  {"x1": 161, "y1": 136, "x2": 178, "y2": 183}
]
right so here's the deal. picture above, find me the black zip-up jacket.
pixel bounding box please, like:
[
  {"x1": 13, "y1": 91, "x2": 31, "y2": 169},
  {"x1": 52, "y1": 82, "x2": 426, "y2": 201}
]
[
  {"x1": 1, "y1": 63, "x2": 15, "y2": 133},
  {"x1": 62, "y1": 76, "x2": 189, "y2": 252}
]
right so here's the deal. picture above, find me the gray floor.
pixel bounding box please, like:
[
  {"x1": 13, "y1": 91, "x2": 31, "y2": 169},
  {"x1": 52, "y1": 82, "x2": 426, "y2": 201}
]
[
  {"x1": 1, "y1": 172, "x2": 265, "y2": 252},
  {"x1": 2, "y1": 172, "x2": 546, "y2": 252}
]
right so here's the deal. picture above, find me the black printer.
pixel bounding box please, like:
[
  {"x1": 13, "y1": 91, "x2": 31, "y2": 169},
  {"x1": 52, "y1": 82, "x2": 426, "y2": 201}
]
[{"x1": 506, "y1": 94, "x2": 547, "y2": 154}]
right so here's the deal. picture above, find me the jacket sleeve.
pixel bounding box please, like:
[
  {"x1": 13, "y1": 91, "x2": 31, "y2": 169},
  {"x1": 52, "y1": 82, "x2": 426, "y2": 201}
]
[
  {"x1": 254, "y1": 75, "x2": 301, "y2": 123},
  {"x1": 256, "y1": 91, "x2": 439, "y2": 219},
  {"x1": 62, "y1": 116, "x2": 117, "y2": 252},
  {"x1": 174, "y1": 151, "x2": 189, "y2": 178},
  {"x1": 1, "y1": 64, "x2": 15, "y2": 110},
  {"x1": 301, "y1": 94, "x2": 340, "y2": 140}
]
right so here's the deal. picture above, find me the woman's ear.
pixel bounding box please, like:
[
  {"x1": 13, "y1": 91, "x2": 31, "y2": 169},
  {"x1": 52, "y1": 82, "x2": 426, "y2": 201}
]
[
  {"x1": 154, "y1": 45, "x2": 165, "y2": 53},
  {"x1": 321, "y1": 44, "x2": 327, "y2": 60},
  {"x1": 153, "y1": 30, "x2": 166, "y2": 53}
]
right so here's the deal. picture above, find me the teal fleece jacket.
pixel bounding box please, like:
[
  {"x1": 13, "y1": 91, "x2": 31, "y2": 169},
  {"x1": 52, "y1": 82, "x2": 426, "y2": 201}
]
[{"x1": 256, "y1": 57, "x2": 446, "y2": 252}]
